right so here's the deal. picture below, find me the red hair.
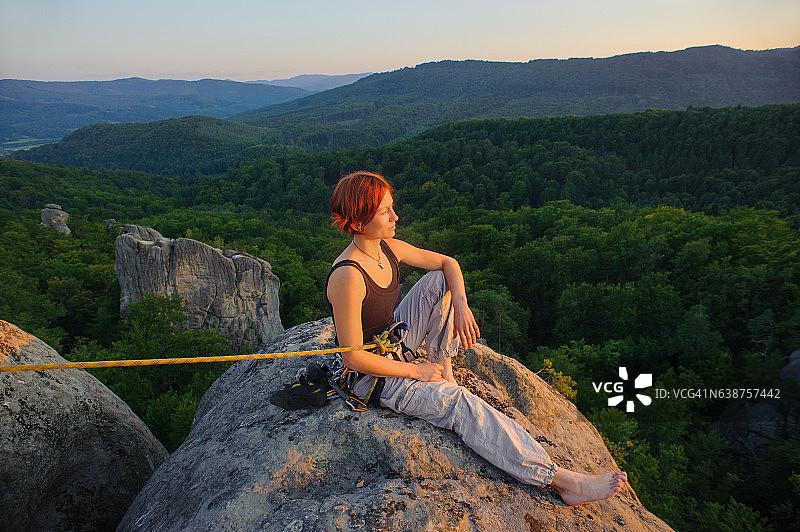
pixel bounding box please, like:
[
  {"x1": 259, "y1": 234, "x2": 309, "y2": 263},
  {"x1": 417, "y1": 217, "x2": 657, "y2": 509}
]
[{"x1": 330, "y1": 171, "x2": 394, "y2": 235}]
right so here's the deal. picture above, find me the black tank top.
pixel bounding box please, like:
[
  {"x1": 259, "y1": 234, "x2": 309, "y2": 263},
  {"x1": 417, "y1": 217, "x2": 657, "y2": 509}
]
[{"x1": 325, "y1": 240, "x2": 401, "y2": 342}]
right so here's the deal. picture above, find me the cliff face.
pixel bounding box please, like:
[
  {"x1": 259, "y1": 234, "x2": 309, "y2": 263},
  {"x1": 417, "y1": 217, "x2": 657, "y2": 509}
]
[
  {"x1": 0, "y1": 321, "x2": 168, "y2": 531},
  {"x1": 119, "y1": 319, "x2": 672, "y2": 531},
  {"x1": 114, "y1": 225, "x2": 284, "y2": 353}
]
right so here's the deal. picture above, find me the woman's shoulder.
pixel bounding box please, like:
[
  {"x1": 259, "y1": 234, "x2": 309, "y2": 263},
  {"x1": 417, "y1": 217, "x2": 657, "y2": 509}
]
[
  {"x1": 329, "y1": 245, "x2": 367, "y2": 283},
  {"x1": 327, "y1": 264, "x2": 366, "y2": 302},
  {"x1": 329, "y1": 260, "x2": 363, "y2": 279},
  {"x1": 382, "y1": 238, "x2": 413, "y2": 261},
  {"x1": 332, "y1": 246, "x2": 356, "y2": 265},
  {"x1": 382, "y1": 238, "x2": 406, "y2": 253}
]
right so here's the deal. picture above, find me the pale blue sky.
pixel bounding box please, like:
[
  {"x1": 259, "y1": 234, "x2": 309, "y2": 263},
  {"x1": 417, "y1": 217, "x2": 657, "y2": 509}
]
[{"x1": 1, "y1": 0, "x2": 798, "y2": 81}]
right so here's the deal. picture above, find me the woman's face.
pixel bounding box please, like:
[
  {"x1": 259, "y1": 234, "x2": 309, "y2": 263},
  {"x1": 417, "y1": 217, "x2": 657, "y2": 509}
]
[{"x1": 361, "y1": 189, "x2": 398, "y2": 239}]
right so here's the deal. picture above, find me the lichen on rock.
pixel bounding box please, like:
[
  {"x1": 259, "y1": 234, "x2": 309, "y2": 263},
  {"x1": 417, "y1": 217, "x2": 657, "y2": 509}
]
[{"x1": 0, "y1": 320, "x2": 168, "y2": 532}]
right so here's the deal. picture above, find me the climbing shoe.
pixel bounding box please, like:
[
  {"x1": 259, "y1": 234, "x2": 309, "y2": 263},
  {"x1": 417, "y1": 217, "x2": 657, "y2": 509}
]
[{"x1": 270, "y1": 364, "x2": 329, "y2": 410}]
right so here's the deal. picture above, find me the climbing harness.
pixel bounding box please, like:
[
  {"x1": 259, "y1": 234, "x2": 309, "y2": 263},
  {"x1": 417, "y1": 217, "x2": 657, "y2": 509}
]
[
  {"x1": 358, "y1": 321, "x2": 411, "y2": 405},
  {"x1": 322, "y1": 363, "x2": 369, "y2": 412},
  {"x1": 270, "y1": 322, "x2": 411, "y2": 412}
]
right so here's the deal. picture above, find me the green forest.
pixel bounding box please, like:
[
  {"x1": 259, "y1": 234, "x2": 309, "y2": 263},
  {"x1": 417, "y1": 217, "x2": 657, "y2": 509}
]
[{"x1": 1, "y1": 104, "x2": 799, "y2": 531}]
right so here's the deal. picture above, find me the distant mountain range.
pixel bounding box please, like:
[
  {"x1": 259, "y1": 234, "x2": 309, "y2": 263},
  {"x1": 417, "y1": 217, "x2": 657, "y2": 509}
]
[
  {"x1": 0, "y1": 78, "x2": 311, "y2": 150},
  {"x1": 12, "y1": 45, "x2": 800, "y2": 175},
  {"x1": 246, "y1": 73, "x2": 372, "y2": 92},
  {"x1": 0, "y1": 74, "x2": 374, "y2": 151},
  {"x1": 229, "y1": 45, "x2": 800, "y2": 148}
]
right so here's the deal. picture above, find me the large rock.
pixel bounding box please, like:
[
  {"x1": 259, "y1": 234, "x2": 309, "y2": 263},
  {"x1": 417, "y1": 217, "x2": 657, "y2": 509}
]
[
  {"x1": 780, "y1": 348, "x2": 800, "y2": 385},
  {"x1": 0, "y1": 320, "x2": 168, "y2": 531},
  {"x1": 114, "y1": 225, "x2": 284, "y2": 353},
  {"x1": 709, "y1": 348, "x2": 800, "y2": 459},
  {"x1": 40, "y1": 203, "x2": 71, "y2": 235},
  {"x1": 716, "y1": 403, "x2": 796, "y2": 459},
  {"x1": 119, "y1": 319, "x2": 671, "y2": 531}
]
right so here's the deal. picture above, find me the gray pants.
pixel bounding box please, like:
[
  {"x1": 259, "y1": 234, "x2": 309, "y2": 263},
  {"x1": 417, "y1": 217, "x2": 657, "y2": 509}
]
[{"x1": 379, "y1": 270, "x2": 557, "y2": 487}]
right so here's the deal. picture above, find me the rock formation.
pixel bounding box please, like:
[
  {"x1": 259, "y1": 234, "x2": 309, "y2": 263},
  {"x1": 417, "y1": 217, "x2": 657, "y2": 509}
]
[
  {"x1": 0, "y1": 320, "x2": 168, "y2": 531},
  {"x1": 119, "y1": 319, "x2": 672, "y2": 531},
  {"x1": 40, "y1": 203, "x2": 71, "y2": 234},
  {"x1": 714, "y1": 348, "x2": 800, "y2": 459},
  {"x1": 114, "y1": 225, "x2": 284, "y2": 353},
  {"x1": 780, "y1": 348, "x2": 800, "y2": 385}
]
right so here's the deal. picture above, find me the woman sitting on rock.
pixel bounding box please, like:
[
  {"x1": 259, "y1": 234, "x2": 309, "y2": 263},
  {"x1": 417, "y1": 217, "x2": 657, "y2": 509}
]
[{"x1": 325, "y1": 170, "x2": 627, "y2": 506}]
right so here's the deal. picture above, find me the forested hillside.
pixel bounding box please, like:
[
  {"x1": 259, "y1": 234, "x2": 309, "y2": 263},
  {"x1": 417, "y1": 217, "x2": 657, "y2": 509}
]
[
  {"x1": 15, "y1": 116, "x2": 284, "y2": 176},
  {"x1": 16, "y1": 46, "x2": 800, "y2": 175},
  {"x1": 204, "y1": 105, "x2": 800, "y2": 223},
  {"x1": 0, "y1": 78, "x2": 309, "y2": 151},
  {"x1": 232, "y1": 45, "x2": 800, "y2": 149},
  {"x1": 2, "y1": 104, "x2": 799, "y2": 530}
]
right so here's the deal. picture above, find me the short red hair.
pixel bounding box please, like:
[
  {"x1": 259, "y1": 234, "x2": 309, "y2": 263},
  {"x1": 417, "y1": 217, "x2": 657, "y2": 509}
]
[{"x1": 330, "y1": 171, "x2": 394, "y2": 235}]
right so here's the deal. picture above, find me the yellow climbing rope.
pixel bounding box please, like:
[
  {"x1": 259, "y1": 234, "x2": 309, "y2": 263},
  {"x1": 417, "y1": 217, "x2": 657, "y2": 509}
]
[{"x1": 0, "y1": 332, "x2": 398, "y2": 373}]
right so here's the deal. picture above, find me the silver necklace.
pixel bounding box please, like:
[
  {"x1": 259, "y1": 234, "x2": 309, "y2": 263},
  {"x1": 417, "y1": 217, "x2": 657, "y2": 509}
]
[{"x1": 353, "y1": 240, "x2": 384, "y2": 269}]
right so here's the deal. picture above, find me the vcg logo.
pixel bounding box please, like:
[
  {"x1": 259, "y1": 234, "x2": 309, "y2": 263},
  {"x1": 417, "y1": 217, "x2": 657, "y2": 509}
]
[{"x1": 592, "y1": 367, "x2": 653, "y2": 412}]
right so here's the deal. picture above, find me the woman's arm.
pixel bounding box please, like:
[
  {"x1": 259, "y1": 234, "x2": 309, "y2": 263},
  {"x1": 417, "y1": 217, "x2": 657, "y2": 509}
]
[
  {"x1": 386, "y1": 238, "x2": 481, "y2": 350},
  {"x1": 327, "y1": 265, "x2": 444, "y2": 381}
]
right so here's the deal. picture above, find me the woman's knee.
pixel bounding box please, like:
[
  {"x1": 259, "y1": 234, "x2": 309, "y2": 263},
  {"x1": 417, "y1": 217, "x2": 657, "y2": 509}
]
[
  {"x1": 409, "y1": 270, "x2": 449, "y2": 304},
  {"x1": 419, "y1": 270, "x2": 447, "y2": 291},
  {"x1": 396, "y1": 270, "x2": 449, "y2": 321},
  {"x1": 421, "y1": 381, "x2": 469, "y2": 414},
  {"x1": 397, "y1": 380, "x2": 460, "y2": 413}
]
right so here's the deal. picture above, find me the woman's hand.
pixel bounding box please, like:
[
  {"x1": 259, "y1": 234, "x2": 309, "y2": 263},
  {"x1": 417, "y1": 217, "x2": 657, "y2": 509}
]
[
  {"x1": 452, "y1": 297, "x2": 481, "y2": 350},
  {"x1": 414, "y1": 361, "x2": 445, "y2": 382}
]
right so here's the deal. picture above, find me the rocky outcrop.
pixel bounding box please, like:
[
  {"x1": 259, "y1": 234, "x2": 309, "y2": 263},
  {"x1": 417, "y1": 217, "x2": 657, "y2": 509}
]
[
  {"x1": 40, "y1": 203, "x2": 70, "y2": 234},
  {"x1": 119, "y1": 319, "x2": 672, "y2": 531},
  {"x1": 781, "y1": 349, "x2": 800, "y2": 384},
  {"x1": 714, "y1": 348, "x2": 800, "y2": 459},
  {"x1": 0, "y1": 320, "x2": 168, "y2": 532},
  {"x1": 114, "y1": 225, "x2": 284, "y2": 353},
  {"x1": 717, "y1": 402, "x2": 797, "y2": 459}
]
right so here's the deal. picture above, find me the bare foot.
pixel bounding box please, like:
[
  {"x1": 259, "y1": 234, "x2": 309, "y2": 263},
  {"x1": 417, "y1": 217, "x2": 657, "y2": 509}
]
[{"x1": 550, "y1": 466, "x2": 627, "y2": 506}]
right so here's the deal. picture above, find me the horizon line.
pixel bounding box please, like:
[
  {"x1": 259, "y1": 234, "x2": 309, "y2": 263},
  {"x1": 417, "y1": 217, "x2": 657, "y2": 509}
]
[{"x1": 3, "y1": 43, "x2": 797, "y2": 84}]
